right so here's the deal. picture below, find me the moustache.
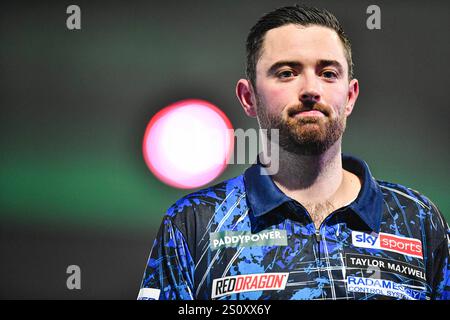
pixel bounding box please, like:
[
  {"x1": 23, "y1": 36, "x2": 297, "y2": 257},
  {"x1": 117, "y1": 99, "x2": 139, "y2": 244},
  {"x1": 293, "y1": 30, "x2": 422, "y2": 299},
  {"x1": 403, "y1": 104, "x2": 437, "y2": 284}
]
[{"x1": 287, "y1": 102, "x2": 331, "y2": 117}]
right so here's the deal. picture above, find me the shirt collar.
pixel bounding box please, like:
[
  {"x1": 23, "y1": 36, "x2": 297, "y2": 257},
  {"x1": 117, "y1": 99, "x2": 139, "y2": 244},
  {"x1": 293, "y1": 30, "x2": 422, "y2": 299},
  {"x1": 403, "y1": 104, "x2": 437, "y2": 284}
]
[{"x1": 243, "y1": 153, "x2": 383, "y2": 233}]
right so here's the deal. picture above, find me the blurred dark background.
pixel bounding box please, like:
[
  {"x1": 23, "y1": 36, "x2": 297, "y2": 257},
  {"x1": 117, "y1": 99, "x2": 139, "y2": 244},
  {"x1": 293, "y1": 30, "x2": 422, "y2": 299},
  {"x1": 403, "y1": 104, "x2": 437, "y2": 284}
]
[{"x1": 0, "y1": 0, "x2": 449, "y2": 299}]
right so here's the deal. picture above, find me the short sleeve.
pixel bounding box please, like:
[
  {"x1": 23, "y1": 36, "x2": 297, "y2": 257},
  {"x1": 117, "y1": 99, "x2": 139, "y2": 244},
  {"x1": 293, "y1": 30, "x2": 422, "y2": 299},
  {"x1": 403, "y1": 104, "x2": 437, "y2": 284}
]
[
  {"x1": 431, "y1": 228, "x2": 450, "y2": 300},
  {"x1": 427, "y1": 201, "x2": 450, "y2": 300},
  {"x1": 137, "y1": 216, "x2": 195, "y2": 300}
]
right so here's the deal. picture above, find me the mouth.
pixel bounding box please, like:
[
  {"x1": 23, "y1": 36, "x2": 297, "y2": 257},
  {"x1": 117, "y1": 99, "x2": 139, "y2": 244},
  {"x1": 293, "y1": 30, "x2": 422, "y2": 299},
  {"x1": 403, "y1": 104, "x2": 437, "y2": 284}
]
[
  {"x1": 294, "y1": 110, "x2": 325, "y2": 118},
  {"x1": 288, "y1": 104, "x2": 328, "y2": 118},
  {"x1": 289, "y1": 109, "x2": 327, "y2": 119}
]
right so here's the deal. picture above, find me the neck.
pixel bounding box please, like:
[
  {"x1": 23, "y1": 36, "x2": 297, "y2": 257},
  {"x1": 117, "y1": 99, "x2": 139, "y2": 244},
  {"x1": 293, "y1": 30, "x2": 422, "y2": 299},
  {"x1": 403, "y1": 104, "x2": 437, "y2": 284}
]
[{"x1": 262, "y1": 139, "x2": 346, "y2": 205}]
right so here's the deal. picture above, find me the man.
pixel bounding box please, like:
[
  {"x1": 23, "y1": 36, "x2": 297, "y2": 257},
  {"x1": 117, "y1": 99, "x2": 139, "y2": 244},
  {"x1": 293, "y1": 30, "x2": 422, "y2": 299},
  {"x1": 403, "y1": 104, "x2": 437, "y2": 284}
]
[{"x1": 138, "y1": 5, "x2": 449, "y2": 300}]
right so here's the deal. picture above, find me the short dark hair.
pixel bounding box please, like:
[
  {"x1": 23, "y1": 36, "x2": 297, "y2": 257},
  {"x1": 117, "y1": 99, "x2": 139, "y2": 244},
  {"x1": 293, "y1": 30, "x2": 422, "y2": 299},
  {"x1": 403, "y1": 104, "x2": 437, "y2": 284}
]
[{"x1": 245, "y1": 5, "x2": 354, "y2": 86}]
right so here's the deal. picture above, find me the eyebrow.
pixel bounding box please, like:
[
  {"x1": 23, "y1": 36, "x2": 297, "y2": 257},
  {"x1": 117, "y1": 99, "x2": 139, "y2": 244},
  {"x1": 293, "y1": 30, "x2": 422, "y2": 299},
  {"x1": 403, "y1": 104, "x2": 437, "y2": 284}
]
[
  {"x1": 266, "y1": 61, "x2": 302, "y2": 76},
  {"x1": 317, "y1": 60, "x2": 344, "y2": 75},
  {"x1": 266, "y1": 59, "x2": 344, "y2": 76}
]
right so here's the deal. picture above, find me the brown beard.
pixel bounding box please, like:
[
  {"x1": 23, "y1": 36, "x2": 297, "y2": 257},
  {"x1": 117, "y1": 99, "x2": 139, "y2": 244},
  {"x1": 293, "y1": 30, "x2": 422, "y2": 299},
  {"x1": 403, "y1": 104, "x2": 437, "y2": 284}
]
[{"x1": 256, "y1": 96, "x2": 347, "y2": 156}]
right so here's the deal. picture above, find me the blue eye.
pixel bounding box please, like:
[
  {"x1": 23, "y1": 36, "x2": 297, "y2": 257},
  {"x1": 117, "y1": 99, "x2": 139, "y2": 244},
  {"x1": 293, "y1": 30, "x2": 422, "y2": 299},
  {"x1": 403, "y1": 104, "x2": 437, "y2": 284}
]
[
  {"x1": 277, "y1": 70, "x2": 295, "y2": 78},
  {"x1": 322, "y1": 71, "x2": 338, "y2": 79}
]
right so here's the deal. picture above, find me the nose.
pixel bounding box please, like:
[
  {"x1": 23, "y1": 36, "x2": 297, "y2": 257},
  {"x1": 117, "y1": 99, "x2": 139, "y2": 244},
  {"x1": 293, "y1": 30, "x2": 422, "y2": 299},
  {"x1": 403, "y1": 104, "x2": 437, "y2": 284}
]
[
  {"x1": 300, "y1": 91, "x2": 320, "y2": 104},
  {"x1": 299, "y1": 72, "x2": 321, "y2": 104}
]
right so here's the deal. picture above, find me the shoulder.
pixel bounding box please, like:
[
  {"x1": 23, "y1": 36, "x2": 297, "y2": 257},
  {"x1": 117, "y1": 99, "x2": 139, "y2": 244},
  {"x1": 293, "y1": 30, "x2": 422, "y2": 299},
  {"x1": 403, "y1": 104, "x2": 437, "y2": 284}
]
[
  {"x1": 377, "y1": 179, "x2": 448, "y2": 237},
  {"x1": 158, "y1": 175, "x2": 247, "y2": 252},
  {"x1": 165, "y1": 174, "x2": 246, "y2": 221},
  {"x1": 377, "y1": 180, "x2": 434, "y2": 211}
]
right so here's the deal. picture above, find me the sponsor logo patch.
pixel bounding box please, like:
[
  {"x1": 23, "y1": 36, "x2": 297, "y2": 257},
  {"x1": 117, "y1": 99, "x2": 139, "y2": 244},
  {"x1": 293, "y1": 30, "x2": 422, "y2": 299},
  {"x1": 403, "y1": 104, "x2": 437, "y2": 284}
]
[
  {"x1": 346, "y1": 253, "x2": 426, "y2": 281},
  {"x1": 210, "y1": 230, "x2": 287, "y2": 250},
  {"x1": 347, "y1": 276, "x2": 426, "y2": 300},
  {"x1": 211, "y1": 273, "x2": 289, "y2": 299},
  {"x1": 137, "y1": 288, "x2": 160, "y2": 300},
  {"x1": 352, "y1": 231, "x2": 423, "y2": 259}
]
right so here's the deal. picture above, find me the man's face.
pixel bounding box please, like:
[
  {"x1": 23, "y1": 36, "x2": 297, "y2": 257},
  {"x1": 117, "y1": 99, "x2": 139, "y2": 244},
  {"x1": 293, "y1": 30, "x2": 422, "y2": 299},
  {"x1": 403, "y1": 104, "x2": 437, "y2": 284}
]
[{"x1": 254, "y1": 24, "x2": 356, "y2": 155}]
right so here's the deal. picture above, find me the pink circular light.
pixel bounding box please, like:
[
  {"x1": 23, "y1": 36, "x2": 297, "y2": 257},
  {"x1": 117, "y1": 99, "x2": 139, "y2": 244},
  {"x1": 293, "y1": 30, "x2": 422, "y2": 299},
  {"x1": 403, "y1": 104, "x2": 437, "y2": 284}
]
[{"x1": 143, "y1": 99, "x2": 234, "y2": 189}]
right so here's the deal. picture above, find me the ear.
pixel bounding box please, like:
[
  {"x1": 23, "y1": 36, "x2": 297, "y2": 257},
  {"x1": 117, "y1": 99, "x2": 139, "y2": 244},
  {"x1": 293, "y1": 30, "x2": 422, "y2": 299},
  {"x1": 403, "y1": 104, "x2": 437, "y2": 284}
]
[
  {"x1": 344, "y1": 78, "x2": 359, "y2": 116},
  {"x1": 236, "y1": 79, "x2": 257, "y2": 118}
]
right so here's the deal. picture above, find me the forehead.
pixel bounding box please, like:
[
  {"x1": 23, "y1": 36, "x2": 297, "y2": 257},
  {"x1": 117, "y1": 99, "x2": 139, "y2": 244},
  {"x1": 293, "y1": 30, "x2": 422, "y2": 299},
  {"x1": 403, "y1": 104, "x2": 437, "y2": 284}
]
[{"x1": 258, "y1": 24, "x2": 347, "y2": 70}]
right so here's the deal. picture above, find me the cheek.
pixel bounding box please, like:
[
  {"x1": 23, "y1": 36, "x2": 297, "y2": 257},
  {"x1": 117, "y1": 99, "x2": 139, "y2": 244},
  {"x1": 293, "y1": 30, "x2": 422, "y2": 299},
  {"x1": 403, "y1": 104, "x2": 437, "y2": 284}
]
[
  {"x1": 325, "y1": 86, "x2": 349, "y2": 115},
  {"x1": 258, "y1": 83, "x2": 292, "y2": 112}
]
